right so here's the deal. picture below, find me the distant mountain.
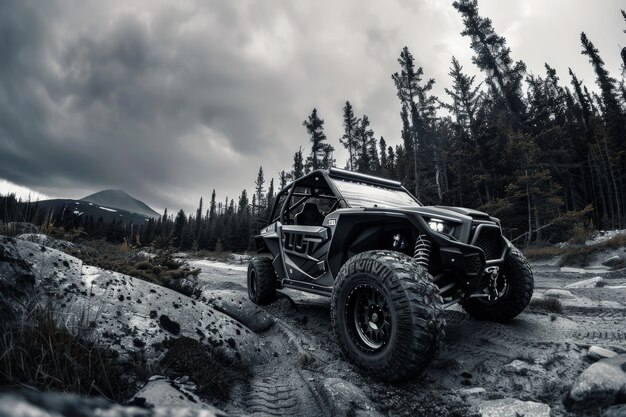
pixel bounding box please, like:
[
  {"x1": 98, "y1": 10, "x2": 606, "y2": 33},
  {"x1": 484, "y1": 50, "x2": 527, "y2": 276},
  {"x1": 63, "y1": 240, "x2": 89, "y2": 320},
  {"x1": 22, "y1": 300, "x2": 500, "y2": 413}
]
[
  {"x1": 34, "y1": 199, "x2": 153, "y2": 224},
  {"x1": 81, "y1": 189, "x2": 160, "y2": 219}
]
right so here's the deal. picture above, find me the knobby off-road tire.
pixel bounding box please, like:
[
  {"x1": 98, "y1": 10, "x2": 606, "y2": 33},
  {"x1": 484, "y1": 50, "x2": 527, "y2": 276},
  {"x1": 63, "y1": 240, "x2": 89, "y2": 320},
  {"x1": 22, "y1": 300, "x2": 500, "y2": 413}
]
[
  {"x1": 463, "y1": 246, "x2": 534, "y2": 323},
  {"x1": 331, "y1": 250, "x2": 445, "y2": 382},
  {"x1": 247, "y1": 257, "x2": 277, "y2": 305}
]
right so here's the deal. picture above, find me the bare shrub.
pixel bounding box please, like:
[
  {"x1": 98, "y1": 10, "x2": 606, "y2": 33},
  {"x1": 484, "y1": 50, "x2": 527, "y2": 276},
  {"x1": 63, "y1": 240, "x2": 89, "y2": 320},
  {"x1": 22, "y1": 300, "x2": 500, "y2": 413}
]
[
  {"x1": 0, "y1": 304, "x2": 136, "y2": 402},
  {"x1": 529, "y1": 297, "x2": 563, "y2": 314}
]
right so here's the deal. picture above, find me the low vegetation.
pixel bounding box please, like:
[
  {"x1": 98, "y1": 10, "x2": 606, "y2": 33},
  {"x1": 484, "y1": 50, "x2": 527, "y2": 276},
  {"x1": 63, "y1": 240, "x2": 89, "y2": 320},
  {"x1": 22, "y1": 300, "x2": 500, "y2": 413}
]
[
  {"x1": 529, "y1": 297, "x2": 564, "y2": 315},
  {"x1": 0, "y1": 305, "x2": 137, "y2": 402},
  {"x1": 63, "y1": 239, "x2": 200, "y2": 295},
  {"x1": 524, "y1": 232, "x2": 626, "y2": 267},
  {"x1": 161, "y1": 337, "x2": 250, "y2": 403}
]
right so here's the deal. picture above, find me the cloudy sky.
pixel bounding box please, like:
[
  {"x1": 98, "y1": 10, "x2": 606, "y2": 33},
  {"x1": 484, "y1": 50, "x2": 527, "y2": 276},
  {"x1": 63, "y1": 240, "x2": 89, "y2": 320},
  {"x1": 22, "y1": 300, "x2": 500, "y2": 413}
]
[{"x1": 1, "y1": 0, "x2": 624, "y2": 213}]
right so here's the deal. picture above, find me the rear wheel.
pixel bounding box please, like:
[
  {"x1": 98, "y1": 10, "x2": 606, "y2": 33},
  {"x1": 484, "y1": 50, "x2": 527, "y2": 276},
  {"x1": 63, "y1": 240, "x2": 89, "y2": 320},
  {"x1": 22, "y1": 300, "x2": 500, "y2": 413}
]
[
  {"x1": 463, "y1": 247, "x2": 534, "y2": 323},
  {"x1": 247, "y1": 257, "x2": 277, "y2": 305},
  {"x1": 331, "y1": 250, "x2": 445, "y2": 381}
]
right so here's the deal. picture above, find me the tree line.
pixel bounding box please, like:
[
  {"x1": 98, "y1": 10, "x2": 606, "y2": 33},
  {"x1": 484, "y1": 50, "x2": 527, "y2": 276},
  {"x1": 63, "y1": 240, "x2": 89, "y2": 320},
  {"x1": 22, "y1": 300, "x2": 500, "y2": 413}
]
[{"x1": 2, "y1": 1, "x2": 626, "y2": 250}]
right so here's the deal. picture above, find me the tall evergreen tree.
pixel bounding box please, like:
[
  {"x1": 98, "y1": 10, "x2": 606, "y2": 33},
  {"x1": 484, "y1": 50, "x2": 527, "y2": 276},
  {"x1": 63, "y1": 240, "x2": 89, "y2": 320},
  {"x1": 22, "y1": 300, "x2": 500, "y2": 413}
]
[
  {"x1": 340, "y1": 101, "x2": 359, "y2": 170},
  {"x1": 453, "y1": 0, "x2": 526, "y2": 126},
  {"x1": 354, "y1": 115, "x2": 375, "y2": 173},
  {"x1": 392, "y1": 46, "x2": 438, "y2": 200},
  {"x1": 580, "y1": 32, "x2": 625, "y2": 148},
  {"x1": 278, "y1": 170, "x2": 288, "y2": 190},
  {"x1": 303, "y1": 108, "x2": 334, "y2": 171},
  {"x1": 290, "y1": 147, "x2": 304, "y2": 180}
]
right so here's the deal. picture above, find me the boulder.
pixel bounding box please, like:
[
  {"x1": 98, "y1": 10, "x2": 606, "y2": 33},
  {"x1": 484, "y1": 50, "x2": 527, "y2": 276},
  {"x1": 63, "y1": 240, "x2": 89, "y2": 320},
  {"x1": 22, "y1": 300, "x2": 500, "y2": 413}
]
[
  {"x1": 318, "y1": 377, "x2": 383, "y2": 417},
  {"x1": 229, "y1": 253, "x2": 251, "y2": 264},
  {"x1": 603, "y1": 255, "x2": 623, "y2": 267},
  {"x1": 474, "y1": 398, "x2": 551, "y2": 417},
  {"x1": 16, "y1": 233, "x2": 75, "y2": 251},
  {"x1": 459, "y1": 387, "x2": 486, "y2": 399},
  {"x1": 1, "y1": 235, "x2": 269, "y2": 367},
  {"x1": 588, "y1": 346, "x2": 618, "y2": 361},
  {"x1": 199, "y1": 289, "x2": 274, "y2": 332},
  {"x1": 603, "y1": 405, "x2": 626, "y2": 417},
  {"x1": 0, "y1": 390, "x2": 225, "y2": 417},
  {"x1": 130, "y1": 375, "x2": 223, "y2": 414},
  {"x1": 0, "y1": 236, "x2": 37, "y2": 294},
  {"x1": 564, "y1": 277, "x2": 604, "y2": 289},
  {"x1": 5, "y1": 222, "x2": 39, "y2": 234},
  {"x1": 503, "y1": 359, "x2": 546, "y2": 376},
  {"x1": 566, "y1": 354, "x2": 626, "y2": 410},
  {"x1": 544, "y1": 289, "x2": 576, "y2": 299}
]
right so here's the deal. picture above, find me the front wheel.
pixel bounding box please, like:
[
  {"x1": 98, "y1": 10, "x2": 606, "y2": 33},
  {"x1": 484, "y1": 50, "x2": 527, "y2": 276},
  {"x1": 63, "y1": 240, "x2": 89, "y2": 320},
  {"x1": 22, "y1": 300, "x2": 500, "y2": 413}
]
[
  {"x1": 331, "y1": 250, "x2": 445, "y2": 381},
  {"x1": 463, "y1": 247, "x2": 534, "y2": 323},
  {"x1": 247, "y1": 257, "x2": 277, "y2": 305}
]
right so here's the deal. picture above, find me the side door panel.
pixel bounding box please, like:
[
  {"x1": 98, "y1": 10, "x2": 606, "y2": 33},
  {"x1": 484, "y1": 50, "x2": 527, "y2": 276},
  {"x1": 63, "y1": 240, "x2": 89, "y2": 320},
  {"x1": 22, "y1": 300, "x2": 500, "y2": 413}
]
[{"x1": 281, "y1": 225, "x2": 333, "y2": 287}]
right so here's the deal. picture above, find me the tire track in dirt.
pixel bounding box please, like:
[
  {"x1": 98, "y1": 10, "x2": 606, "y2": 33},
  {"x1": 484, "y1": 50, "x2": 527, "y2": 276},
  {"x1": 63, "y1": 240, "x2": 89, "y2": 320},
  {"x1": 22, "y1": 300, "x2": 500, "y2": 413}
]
[
  {"x1": 572, "y1": 329, "x2": 626, "y2": 342},
  {"x1": 244, "y1": 374, "x2": 315, "y2": 416},
  {"x1": 233, "y1": 320, "x2": 330, "y2": 417}
]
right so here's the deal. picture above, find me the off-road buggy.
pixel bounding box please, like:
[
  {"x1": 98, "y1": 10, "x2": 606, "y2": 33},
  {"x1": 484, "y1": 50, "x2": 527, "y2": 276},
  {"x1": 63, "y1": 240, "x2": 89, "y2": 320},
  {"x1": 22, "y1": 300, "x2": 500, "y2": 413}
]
[{"x1": 247, "y1": 168, "x2": 533, "y2": 381}]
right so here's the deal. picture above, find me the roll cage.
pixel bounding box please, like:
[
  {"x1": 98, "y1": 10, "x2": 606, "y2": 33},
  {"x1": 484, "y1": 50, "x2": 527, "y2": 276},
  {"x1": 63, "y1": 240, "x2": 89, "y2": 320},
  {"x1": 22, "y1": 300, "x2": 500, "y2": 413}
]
[{"x1": 268, "y1": 168, "x2": 420, "y2": 226}]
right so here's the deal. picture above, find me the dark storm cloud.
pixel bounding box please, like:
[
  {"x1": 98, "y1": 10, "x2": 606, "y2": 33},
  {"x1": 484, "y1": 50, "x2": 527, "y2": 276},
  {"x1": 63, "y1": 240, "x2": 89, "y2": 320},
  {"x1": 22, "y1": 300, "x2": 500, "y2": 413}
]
[{"x1": 0, "y1": 0, "x2": 624, "y2": 211}]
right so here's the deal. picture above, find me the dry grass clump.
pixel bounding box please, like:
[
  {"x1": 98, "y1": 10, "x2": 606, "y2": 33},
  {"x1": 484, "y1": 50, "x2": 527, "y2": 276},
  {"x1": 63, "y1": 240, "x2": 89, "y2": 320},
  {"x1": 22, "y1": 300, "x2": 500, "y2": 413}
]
[
  {"x1": 524, "y1": 232, "x2": 626, "y2": 267},
  {"x1": 161, "y1": 337, "x2": 250, "y2": 403},
  {"x1": 0, "y1": 305, "x2": 136, "y2": 402},
  {"x1": 529, "y1": 297, "x2": 564, "y2": 314},
  {"x1": 65, "y1": 240, "x2": 200, "y2": 294}
]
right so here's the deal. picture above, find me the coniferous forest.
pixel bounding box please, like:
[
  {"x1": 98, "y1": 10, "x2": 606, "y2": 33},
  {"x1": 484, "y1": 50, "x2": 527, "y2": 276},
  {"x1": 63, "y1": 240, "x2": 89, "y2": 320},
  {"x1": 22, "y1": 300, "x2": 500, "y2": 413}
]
[{"x1": 3, "y1": 0, "x2": 626, "y2": 251}]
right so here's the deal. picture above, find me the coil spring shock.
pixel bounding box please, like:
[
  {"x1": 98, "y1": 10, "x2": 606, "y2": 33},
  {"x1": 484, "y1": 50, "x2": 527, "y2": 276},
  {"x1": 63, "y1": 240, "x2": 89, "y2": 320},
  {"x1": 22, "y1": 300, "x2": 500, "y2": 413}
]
[{"x1": 414, "y1": 234, "x2": 431, "y2": 268}]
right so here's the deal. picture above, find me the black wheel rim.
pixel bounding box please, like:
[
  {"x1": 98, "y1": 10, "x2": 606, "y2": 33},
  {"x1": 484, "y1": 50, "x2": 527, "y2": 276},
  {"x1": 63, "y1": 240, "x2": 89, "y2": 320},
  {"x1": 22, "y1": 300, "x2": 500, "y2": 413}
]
[
  {"x1": 249, "y1": 270, "x2": 257, "y2": 298},
  {"x1": 346, "y1": 284, "x2": 392, "y2": 352},
  {"x1": 479, "y1": 272, "x2": 510, "y2": 304}
]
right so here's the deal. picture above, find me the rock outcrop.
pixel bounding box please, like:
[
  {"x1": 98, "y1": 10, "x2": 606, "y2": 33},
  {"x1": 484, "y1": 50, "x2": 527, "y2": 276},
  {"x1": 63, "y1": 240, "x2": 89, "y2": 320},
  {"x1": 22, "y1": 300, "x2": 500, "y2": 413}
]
[
  {"x1": 474, "y1": 398, "x2": 551, "y2": 417},
  {"x1": 566, "y1": 354, "x2": 626, "y2": 410},
  {"x1": 199, "y1": 289, "x2": 274, "y2": 332},
  {"x1": 0, "y1": 235, "x2": 269, "y2": 367},
  {"x1": 0, "y1": 390, "x2": 225, "y2": 417},
  {"x1": 17, "y1": 233, "x2": 76, "y2": 251}
]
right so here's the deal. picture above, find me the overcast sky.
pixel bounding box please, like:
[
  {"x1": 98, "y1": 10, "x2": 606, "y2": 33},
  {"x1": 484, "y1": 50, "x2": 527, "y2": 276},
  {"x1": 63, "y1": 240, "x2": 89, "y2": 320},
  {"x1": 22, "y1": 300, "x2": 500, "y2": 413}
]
[{"x1": 1, "y1": 0, "x2": 624, "y2": 213}]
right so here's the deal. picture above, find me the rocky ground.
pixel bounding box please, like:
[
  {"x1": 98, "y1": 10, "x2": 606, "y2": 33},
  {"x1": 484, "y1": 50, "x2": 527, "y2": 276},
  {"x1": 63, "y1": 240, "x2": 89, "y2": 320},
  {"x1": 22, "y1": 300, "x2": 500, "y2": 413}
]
[{"x1": 2, "y1": 234, "x2": 626, "y2": 416}]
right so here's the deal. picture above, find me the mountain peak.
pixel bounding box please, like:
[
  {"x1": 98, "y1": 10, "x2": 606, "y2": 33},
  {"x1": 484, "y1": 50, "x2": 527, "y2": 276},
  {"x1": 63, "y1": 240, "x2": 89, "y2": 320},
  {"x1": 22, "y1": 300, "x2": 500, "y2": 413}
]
[{"x1": 81, "y1": 189, "x2": 159, "y2": 218}]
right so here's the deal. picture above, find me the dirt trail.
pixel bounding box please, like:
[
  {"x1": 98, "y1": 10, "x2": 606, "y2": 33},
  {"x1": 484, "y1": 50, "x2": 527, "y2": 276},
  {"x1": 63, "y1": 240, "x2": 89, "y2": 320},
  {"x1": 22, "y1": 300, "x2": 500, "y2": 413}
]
[{"x1": 189, "y1": 258, "x2": 626, "y2": 417}]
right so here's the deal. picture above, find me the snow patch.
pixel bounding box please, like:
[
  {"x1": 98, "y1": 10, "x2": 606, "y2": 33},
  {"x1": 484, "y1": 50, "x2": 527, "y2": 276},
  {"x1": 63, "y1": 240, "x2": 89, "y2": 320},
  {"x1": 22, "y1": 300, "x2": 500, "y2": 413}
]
[
  {"x1": 190, "y1": 259, "x2": 248, "y2": 272},
  {"x1": 98, "y1": 206, "x2": 117, "y2": 212},
  {"x1": 560, "y1": 266, "x2": 610, "y2": 274},
  {"x1": 585, "y1": 229, "x2": 626, "y2": 246}
]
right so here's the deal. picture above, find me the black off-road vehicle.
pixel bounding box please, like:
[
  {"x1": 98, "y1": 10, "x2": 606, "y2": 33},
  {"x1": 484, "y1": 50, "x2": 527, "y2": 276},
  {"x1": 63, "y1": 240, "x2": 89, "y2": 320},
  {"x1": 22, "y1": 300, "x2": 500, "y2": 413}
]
[{"x1": 247, "y1": 168, "x2": 533, "y2": 381}]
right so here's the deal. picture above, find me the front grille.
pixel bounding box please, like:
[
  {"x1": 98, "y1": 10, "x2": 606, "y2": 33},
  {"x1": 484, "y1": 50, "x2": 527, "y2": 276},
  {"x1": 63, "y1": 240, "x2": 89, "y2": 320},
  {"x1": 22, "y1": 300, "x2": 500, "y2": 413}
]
[
  {"x1": 472, "y1": 226, "x2": 503, "y2": 260},
  {"x1": 464, "y1": 253, "x2": 482, "y2": 275}
]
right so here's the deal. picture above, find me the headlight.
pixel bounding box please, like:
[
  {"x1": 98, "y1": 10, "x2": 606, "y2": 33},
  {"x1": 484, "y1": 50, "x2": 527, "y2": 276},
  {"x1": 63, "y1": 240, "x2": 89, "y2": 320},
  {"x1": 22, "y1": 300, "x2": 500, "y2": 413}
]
[{"x1": 427, "y1": 218, "x2": 453, "y2": 234}]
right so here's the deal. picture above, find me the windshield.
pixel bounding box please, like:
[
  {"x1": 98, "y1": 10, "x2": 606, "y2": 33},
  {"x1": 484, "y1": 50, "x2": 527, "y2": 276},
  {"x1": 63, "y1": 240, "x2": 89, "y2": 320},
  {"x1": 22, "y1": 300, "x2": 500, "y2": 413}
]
[{"x1": 332, "y1": 179, "x2": 420, "y2": 208}]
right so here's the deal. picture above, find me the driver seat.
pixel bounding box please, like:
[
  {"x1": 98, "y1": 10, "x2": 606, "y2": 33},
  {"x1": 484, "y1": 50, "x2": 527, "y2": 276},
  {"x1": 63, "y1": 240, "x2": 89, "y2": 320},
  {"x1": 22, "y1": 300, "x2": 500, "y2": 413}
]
[{"x1": 295, "y1": 202, "x2": 323, "y2": 226}]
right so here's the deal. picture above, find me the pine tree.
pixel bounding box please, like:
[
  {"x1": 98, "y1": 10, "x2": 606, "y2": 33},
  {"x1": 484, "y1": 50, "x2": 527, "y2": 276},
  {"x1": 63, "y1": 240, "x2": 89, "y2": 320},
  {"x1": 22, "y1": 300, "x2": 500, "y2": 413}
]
[
  {"x1": 173, "y1": 209, "x2": 186, "y2": 248},
  {"x1": 194, "y1": 196, "x2": 203, "y2": 244},
  {"x1": 354, "y1": 115, "x2": 375, "y2": 173},
  {"x1": 379, "y1": 137, "x2": 388, "y2": 176},
  {"x1": 303, "y1": 108, "x2": 334, "y2": 171},
  {"x1": 254, "y1": 167, "x2": 265, "y2": 214},
  {"x1": 278, "y1": 170, "x2": 288, "y2": 189},
  {"x1": 442, "y1": 56, "x2": 483, "y2": 137},
  {"x1": 290, "y1": 147, "x2": 304, "y2": 180},
  {"x1": 206, "y1": 190, "x2": 217, "y2": 251},
  {"x1": 580, "y1": 32, "x2": 625, "y2": 148},
  {"x1": 340, "y1": 101, "x2": 359, "y2": 170},
  {"x1": 453, "y1": 0, "x2": 526, "y2": 126},
  {"x1": 265, "y1": 178, "x2": 275, "y2": 222},
  {"x1": 392, "y1": 46, "x2": 438, "y2": 199}
]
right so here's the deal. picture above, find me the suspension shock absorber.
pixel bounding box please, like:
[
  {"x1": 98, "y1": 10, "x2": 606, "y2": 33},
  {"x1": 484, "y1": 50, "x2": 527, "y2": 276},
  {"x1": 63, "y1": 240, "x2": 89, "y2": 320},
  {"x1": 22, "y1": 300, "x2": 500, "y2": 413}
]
[{"x1": 413, "y1": 234, "x2": 431, "y2": 268}]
